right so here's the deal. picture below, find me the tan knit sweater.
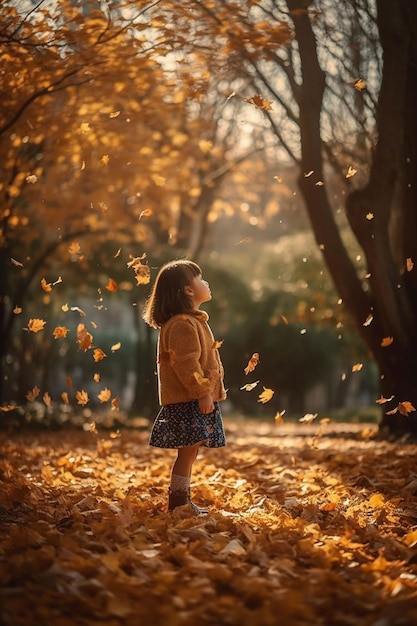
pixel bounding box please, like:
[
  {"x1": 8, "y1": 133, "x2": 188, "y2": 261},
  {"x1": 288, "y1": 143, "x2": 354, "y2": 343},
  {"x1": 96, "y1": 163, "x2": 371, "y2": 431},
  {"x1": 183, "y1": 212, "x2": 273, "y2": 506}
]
[{"x1": 157, "y1": 310, "x2": 226, "y2": 406}]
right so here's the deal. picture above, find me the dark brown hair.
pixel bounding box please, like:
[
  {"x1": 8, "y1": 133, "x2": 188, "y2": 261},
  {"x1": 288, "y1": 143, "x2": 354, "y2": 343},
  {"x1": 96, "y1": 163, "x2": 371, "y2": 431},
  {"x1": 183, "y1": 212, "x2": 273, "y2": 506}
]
[{"x1": 142, "y1": 259, "x2": 202, "y2": 328}]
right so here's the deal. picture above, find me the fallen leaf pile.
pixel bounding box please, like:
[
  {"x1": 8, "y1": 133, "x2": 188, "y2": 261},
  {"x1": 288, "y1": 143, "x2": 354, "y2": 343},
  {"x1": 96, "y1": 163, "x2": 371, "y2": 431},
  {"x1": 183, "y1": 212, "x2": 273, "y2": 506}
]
[{"x1": 1, "y1": 419, "x2": 417, "y2": 625}]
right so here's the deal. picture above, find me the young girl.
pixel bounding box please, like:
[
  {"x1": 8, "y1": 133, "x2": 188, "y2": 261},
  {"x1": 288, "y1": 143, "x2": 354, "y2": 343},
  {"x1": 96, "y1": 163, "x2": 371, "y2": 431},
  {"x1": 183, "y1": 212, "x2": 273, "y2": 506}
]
[{"x1": 142, "y1": 259, "x2": 226, "y2": 514}]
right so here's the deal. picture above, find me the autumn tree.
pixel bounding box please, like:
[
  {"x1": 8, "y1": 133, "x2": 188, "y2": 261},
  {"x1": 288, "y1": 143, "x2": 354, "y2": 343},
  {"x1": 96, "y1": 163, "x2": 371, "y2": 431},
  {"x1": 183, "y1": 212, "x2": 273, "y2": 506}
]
[{"x1": 183, "y1": 0, "x2": 417, "y2": 436}]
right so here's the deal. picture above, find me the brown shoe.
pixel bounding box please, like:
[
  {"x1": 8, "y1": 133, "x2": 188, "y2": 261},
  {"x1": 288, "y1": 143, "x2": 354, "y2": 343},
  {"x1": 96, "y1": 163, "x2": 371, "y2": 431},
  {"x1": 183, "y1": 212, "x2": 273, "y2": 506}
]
[{"x1": 168, "y1": 488, "x2": 188, "y2": 512}]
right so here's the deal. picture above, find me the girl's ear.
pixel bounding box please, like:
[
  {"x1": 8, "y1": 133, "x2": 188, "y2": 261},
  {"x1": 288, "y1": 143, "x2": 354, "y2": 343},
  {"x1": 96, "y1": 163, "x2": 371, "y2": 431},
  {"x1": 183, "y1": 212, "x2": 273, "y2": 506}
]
[{"x1": 184, "y1": 285, "x2": 194, "y2": 296}]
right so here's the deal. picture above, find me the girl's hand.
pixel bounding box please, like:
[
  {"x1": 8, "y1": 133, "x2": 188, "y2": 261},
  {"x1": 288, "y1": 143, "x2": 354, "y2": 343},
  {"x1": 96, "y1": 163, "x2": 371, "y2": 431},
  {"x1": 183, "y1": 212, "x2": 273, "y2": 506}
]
[{"x1": 198, "y1": 394, "x2": 215, "y2": 414}]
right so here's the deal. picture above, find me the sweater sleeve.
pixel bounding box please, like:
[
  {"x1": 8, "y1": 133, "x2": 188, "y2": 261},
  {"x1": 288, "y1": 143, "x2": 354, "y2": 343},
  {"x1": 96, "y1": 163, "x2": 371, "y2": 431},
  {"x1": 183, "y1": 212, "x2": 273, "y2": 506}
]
[{"x1": 164, "y1": 317, "x2": 212, "y2": 399}]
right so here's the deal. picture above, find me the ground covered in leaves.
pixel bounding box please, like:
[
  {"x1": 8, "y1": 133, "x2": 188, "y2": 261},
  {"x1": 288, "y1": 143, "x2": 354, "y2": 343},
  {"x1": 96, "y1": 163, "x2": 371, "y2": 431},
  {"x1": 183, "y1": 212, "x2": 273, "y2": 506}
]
[{"x1": 1, "y1": 418, "x2": 417, "y2": 626}]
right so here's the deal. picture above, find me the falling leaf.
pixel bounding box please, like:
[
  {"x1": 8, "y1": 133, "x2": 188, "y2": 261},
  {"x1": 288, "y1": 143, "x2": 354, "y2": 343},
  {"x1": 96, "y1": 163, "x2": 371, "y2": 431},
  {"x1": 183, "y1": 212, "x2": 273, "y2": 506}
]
[
  {"x1": 114, "y1": 248, "x2": 122, "y2": 258},
  {"x1": 65, "y1": 376, "x2": 73, "y2": 389},
  {"x1": 235, "y1": 238, "x2": 250, "y2": 245},
  {"x1": 406, "y1": 258, "x2": 414, "y2": 272},
  {"x1": 93, "y1": 348, "x2": 107, "y2": 362},
  {"x1": 81, "y1": 160, "x2": 86, "y2": 170},
  {"x1": 398, "y1": 401, "x2": 416, "y2": 416},
  {"x1": 212, "y1": 340, "x2": 224, "y2": 349},
  {"x1": 258, "y1": 387, "x2": 274, "y2": 404},
  {"x1": 89, "y1": 421, "x2": 98, "y2": 433},
  {"x1": 152, "y1": 174, "x2": 166, "y2": 187},
  {"x1": 26, "y1": 174, "x2": 38, "y2": 184},
  {"x1": 62, "y1": 303, "x2": 69, "y2": 312},
  {"x1": 198, "y1": 139, "x2": 212, "y2": 153},
  {"x1": 274, "y1": 410, "x2": 286, "y2": 424},
  {"x1": 53, "y1": 276, "x2": 63, "y2": 286},
  {"x1": 106, "y1": 278, "x2": 118, "y2": 292},
  {"x1": 368, "y1": 493, "x2": 385, "y2": 508},
  {"x1": 26, "y1": 386, "x2": 40, "y2": 402},
  {"x1": 273, "y1": 175, "x2": 283, "y2": 183},
  {"x1": 244, "y1": 353, "x2": 260, "y2": 375},
  {"x1": 366, "y1": 212, "x2": 374, "y2": 220},
  {"x1": 111, "y1": 342, "x2": 121, "y2": 352},
  {"x1": 97, "y1": 388, "x2": 112, "y2": 403},
  {"x1": 53, "y1": 326, "x2": 69, "y2": 339},
  {"x1": 139, "y1": 209, "x2": 153, "y2": 220},
  {"x1": 111, "y1": 396, "x2": 120, "y2": 411},
  {"x1": 0, "y1": 404, "x2": 18, "y2": 412},
  {"x1": 353, "y1": 77, "x2": 367, "y2": 90},
  {"x1": 127, "y1": 255, "x2": 150, "y2": 285},
  {"x1": 304, "y1": 170, "x2": 314, "y2": 178},
  {"x1": 93, "y1": 373, "x2": 101, "y2": 383},
  {"x1": 299, "y1": 413, "x2": 318, "y2": 423},
  {"x1": 315, "y1": 180, "x2": 324, "y2": 186},
  {"x1": 40, "y1": 278, "x2": 52, "y2": 292},
  {"x1": 27, "y1": 318, "x2": 46, "y2": 333},
  {"x1": 381, "y1": 336, "x2": 393, "y2": 347},
  {"x1": 68, "y1": 241, "x2": 81, "y2": 255},
  {"x1": 43, "y1": 392, "x2": 52, "y2": 407},
  {"x1": 240, "y1": 381, "x2": 260, "y2": 392},
  {"x1": 13, "y1": 306, "x2": 22, "y2": 315},
  {"x1": 75, "y1": 389, "x2": 89, "y2": 406},
  {"x1": 363, "y1": 314, "x2": 373, "y2": 327},
  {"x1": 61, "y1": 392, "x2": 69, "y2": 404},
  {"x1": 345, "y1": 166, "x2": 357, "y2": 178},
  {"x1": 91, "y1": 321, "x2": 98, "y2": 330},
  {"x1": 11, "y1": 257, "x2": 24, "y2": 267},
  {"x1": 70, "y1": 306, "x2": 86, "y2": 317},
  {"x1": 352, "y1": 363, "x2": 363, "y2": 372},
  {"x1": 109, "y1": 111, "x2": 120, "y2": 118},
  {"x1": 100, "y1": 154, "x2": 110, "y2": 165},
  {"x1": 77, "y1": 324, "x2": 93, "y2": 351},
  {"x1": 376, "y1": 395, "x2": 394, "y2": 405},
  {"x1": 244, "y1": 94, "x2": 273, "y2": 110}
]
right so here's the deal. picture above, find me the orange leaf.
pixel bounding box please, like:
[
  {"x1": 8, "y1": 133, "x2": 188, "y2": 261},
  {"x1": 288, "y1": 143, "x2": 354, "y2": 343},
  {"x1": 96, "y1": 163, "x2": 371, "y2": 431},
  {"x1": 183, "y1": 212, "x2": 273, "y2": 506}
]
[
  {"x1": 240, "y1": 381, "x2": 260, "y2": 392},
  {"x1": 352, "y1": 363, "x2": 363, "y2": 372},
  {"x1": 244, "y1": 94, "x2": 273, "y2": 110},
  {"x1": 65, "y1": 376, "x2": 73, "y2": 389},
  {"x1": 28, "y1": 318, "x2": 46, "y2": 333},
  {"x1": 244, "y1": 353, "x2": 260, "y2": 375},
  {"x1": 381, "y1": 336, "x2": 393, "y2": 347},
  {"x1": 61, "y1": 392, "x2": 69, "y2": 404},
  {"x1": 106, "y1": 278, "x2": 118, "y2": 292},
  {"x1": 212, "y1": 340, "x2": 224, "y2": 349},
  {"x1": 97, "y1": 388, "x2": 112, "y2": 403},
  {"x1": 375, "y1": 395, "x2": 394, "y2": 405},
  {"x1": 76, "y1": 389, "x2": 89, "y2": 406},
  {"x1": 43, "y1": 392, "x2": 52, "y2": 407},
  {"x1": 93, "y1": 348, "x2": 107, "y2": 362},
  {"x1": 13, "y1": 306, "x2": 22, "y2": 315},
  {"x1": 68, "y1": 241, "x2": 81, "y2": 255},
  {"x1": 77, "y1": 323, "x2": 93, "y2": 351},
  {"x1": 139, "y1": 209, "x2": 153, "y2": 220},
  {"x1": 274, "y1": 410, "x2": 286, "y2": 424},
  {"x1": 93, "y1": 373, "x2": 101, "y2": 383},
  {"x1": 26, "y1": 386, "x2": 40, "y2": 402},
  {"x1": 53, "y1": 326, "x2": 69, "y2": 339},
  {"x1": 41, "y1": 278, "x2": 52, "y2": 293},
  {"x1": 398, "y1": 401, "x2": 416, "y2": 416},
  {"x1": 111, "y1": 396, "x2": 120, "y2": 411},
  {"x1": 406, "y1": 257, "x2": 414, "y2": 272}
]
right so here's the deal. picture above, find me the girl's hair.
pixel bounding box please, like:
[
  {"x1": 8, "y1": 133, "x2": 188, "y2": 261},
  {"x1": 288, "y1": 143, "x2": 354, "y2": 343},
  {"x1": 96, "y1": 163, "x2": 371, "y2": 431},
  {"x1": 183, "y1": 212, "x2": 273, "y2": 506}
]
[{"x1": 142, "y1": 259, "x2": 202, "y2": 328}]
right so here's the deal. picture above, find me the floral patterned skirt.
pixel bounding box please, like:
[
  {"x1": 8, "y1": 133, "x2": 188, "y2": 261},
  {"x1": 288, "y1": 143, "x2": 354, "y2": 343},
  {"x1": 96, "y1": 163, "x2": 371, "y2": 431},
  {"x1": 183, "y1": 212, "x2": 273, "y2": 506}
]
[{"x1": 149, "y1": 400, "x2": 226, "y2": 449}]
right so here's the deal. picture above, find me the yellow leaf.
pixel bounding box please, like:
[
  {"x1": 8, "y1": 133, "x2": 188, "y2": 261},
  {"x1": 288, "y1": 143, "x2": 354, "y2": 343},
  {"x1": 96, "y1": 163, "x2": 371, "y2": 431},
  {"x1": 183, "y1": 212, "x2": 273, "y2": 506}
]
[
  {"x1": 368, "y1": 493, "x2": 384, "y2": 508},
  {"x1": 139, "y1": 209, "x2": 153, "y2": 220},
  {"x1": 13, "y1": 306, "x2": 22, "y2": 315},
  {"x1": 366, "y1": 212, "x2": 374, "y2": 220},
  {"x1": 68, "y1": 241, "x2": 81, "y2": 255},
  {"x1": 62, "y1": 303, "x2": 69, "y2": 312},
  {"x1": 26, "y1": 174, "x2": 38, "y2": 184},
  {"x1": 41, "y1": 278, "x2": 52, "y2": 292},
  {"x1": 258, "y1": 387, "x2": 274, "y2": 404},
  {"x1": 353, "y1": 78, "x2": 367, "y2": 90},
  {"x1": 100, "y1": 154, "x2": 110, "y2": 166},
  {"x1": 345, "y1": 166, "x2": 357, "y2": 179},
  {"x1": 61, "y1": 392, "x2": 69, "y2": 404},
  {"x1": 93, "y1": 373, "x2": 101, "y2": 382},
  {"x1": 111, "y1": 342, "x2": 121, "y2": 352},
  {"x1": 352, "y1": 363, "x2": 363, "y2": 372}
]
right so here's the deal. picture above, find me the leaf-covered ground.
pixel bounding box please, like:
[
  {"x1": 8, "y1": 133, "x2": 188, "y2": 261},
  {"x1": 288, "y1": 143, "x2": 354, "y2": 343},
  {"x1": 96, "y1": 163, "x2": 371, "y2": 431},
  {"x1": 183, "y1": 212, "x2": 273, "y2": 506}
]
[{"x1": 1, "y1": 418, "x2": 417, "y2": 626}]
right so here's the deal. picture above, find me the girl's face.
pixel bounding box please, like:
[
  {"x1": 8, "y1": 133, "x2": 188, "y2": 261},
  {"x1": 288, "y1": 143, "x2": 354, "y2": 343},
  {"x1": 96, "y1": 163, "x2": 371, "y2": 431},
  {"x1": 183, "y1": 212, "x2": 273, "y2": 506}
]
[{"x1": 186, "y1": 274, "x2": 211, "y2": 308}]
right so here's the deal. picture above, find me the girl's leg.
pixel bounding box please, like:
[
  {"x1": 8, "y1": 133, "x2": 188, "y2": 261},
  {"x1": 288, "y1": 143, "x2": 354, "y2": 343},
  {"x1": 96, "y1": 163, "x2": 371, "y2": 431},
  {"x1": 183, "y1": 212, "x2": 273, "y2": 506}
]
[{"x1": 169, "y1": 442, "x2": 206, "y2": 513}]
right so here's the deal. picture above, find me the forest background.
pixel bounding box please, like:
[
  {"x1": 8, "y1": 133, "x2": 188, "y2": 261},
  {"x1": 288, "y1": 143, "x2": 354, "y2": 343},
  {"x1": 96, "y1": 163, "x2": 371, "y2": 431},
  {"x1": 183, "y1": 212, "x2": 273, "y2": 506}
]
[{"x1": 1, "y1": 0, "x2": 417, "y2": 437}]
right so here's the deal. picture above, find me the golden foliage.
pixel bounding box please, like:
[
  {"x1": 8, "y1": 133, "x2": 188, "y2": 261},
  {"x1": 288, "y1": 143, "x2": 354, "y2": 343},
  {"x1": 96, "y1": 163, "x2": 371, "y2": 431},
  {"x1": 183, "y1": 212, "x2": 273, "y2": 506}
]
[{"x1": 1, "y1": 422, "x2": 417, "y2": 625}]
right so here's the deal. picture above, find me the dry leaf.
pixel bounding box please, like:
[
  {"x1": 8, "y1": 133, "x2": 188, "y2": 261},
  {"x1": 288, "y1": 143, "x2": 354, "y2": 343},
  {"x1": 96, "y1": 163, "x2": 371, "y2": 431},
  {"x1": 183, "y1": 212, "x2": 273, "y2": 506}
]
[
  {"x1": 375, "y1": 395, "x2": 394, "y2": 405},
  {"x1": 61, "y1": 392, "x2": 69, "y2": 404},
  {"x1": 97, "y1": 388, "x2": 112, "y2": 403},
  {"x1": 244, "y1": 94, "x2": 272, "y2": 110},
  {"x1": 353, "y1": 77, "x2": 367, "y2": 90},
  {"x1": 70, "y1": 306, "x2": 86, "y2": 317},
  {"x1": 398, "y1": 401, "x2": 416, "y2": 416},
  {"x1": 68, "y1": 242, "x2": 81, "y2": 255},
  {"x1": 27, "y1": 318, "x2": 46, "y2": 333},
  {"x1": 77, "y1": 324, "x2": 93, "y2": 351},
  {"x1": 139, "y1": 209, "x2": 153, "y2": 220},
  {"x1": 26, "y1": 386, "x2": 40, "y2": 402},
  {"x1": 43, "y1": 392, "x2": 52, "y2": 407},
  {"x1": 41, "y1": 278, "x2": 52, "y2": 292},
  {"x1": 363, "y1": 314, "x2": 373, "y2": 327},
  {"x1": 53, "y1": 326, "x2": 69, "y2": 339},
  {"x1": 244, "y1": 353, "x2": 260, "y2": 375},
  {"x1": 240, "y1": 381, "x2": 260, "y2": 392},
  {"x1": 106, "y1": 278, "x2": 118, "y2": 292},
  {"x1": 93, "y1": 348, "x2": 107, "y2": 362},
  {"x1": 111, "y1": 342, "x2": 121, "y2": 352},
  {"x1": 11, "y1": 257, "x2": 24, "y2": 267},
  {"x1": 212, "y1": 340, "x2": 224, "y2": 349},
  {"x1": 345, "y1": 166, "x2": 357, "y2": 179},
  {"x1": 366, "y1": 212, "x2": 374, "y2": 220},
  {"x1": 274, "y1": 410, "x2": 286, "y2": 424},
  {"x1": 299, "y1": 413, "x2": 318, "y2": 423},
  {"x1": 13, "y1": 306, "x2": 22, "y2": 315},
  {"x1": 75, "y1": 389, "x2": 89, "y2": 406},
  {"x1": 352, "y1": 363, "x2": 363, "y2": 372},
  {"x1": 406, "y1": 258, "x2": 414, "y2": 272},
  {"x1": 111, "y1": 396, "x2": 120, "y2": 410},
  {"x1": 258, "y1": 387, "x2": 274, "y2": 404},
  {"x1": 381, "y1": 336, "x2": 393, "y2": 347},
  {"x1": 93, "y1": 373, "x2": 101, "y2": 383}
]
